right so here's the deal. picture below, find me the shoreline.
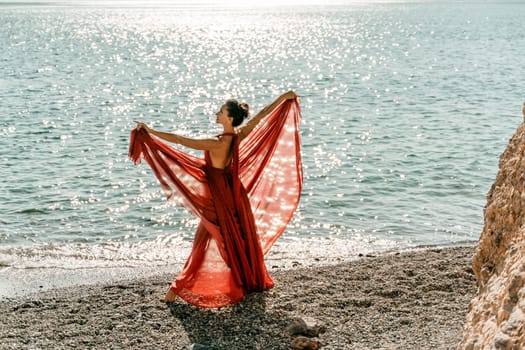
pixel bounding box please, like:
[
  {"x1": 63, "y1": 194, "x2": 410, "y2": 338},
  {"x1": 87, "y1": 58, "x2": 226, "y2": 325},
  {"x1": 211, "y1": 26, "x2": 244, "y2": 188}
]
[
  {"x1": 0, "y1": 235, "x2": 407, "y2": 300},
  {"x1": 0, "y1": 246, "x2": 477, "y2": 349},
  {"x1": 0, "y1": 241, "x2": 475, "y2": 300}
]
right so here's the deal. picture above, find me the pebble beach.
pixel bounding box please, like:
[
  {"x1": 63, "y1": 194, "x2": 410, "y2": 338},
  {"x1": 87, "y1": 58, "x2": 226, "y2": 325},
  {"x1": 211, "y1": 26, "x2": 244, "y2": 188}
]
[{"x1": 0, "y1": 246, "x2": 476, "y2": 349}]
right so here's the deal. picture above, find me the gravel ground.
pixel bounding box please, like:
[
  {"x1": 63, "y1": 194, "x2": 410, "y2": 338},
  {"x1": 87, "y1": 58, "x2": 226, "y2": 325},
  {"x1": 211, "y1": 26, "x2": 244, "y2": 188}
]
[{"x1": 0, "y1": 246, "x2": 476, "y2": 350}]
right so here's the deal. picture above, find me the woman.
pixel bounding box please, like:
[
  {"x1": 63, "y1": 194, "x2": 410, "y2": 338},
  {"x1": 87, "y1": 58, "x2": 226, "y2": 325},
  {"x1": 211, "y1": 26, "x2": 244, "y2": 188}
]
[{"x1": 129, "y1": 90, "x2": 302, "y2": 308}]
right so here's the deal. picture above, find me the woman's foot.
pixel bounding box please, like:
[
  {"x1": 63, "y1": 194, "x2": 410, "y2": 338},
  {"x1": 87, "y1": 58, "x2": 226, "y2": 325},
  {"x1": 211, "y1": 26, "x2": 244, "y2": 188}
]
[{"x1": 160, "y1": 288, "x2": 178, "y2": 303}]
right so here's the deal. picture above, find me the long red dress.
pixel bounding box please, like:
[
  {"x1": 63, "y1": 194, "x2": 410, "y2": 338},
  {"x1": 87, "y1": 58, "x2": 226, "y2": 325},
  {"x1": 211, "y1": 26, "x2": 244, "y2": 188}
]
[{"x1": 129, "y1": 99, "x2": 302, "y2": 308}]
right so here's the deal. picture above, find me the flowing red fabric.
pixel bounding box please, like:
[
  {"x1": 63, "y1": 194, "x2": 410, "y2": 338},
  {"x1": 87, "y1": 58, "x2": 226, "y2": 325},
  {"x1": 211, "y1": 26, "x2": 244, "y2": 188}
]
[{"x1": 129, "y1": 99, "x2": 302, "y2": 308}]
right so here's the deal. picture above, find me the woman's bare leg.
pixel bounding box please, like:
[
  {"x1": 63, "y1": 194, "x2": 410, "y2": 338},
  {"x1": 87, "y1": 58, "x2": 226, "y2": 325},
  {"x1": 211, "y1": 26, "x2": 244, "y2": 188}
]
[{"x1": 160, "y1": 288, "x2": 178, "y2": 303}]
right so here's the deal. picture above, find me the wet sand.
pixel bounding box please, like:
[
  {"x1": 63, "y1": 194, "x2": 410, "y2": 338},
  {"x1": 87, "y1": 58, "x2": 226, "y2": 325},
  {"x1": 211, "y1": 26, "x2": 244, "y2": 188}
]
[{"x1": 0, "y1": 246, "x2": 476, "y2": 350}]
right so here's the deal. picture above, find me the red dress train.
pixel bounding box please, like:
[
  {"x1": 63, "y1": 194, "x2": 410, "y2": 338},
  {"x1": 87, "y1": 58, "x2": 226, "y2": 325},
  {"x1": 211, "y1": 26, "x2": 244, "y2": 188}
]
[{"x1": 129, "y1": 99, "x2": 302, "y2": 308}]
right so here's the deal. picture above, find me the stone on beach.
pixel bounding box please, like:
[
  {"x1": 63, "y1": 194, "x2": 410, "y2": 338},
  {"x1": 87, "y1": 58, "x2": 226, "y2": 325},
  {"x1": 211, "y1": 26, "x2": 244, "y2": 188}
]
[
  {"x1": 290, "y1": 336, "x2": 321, "y2": 350},
  {"x1": 286, "y1": 317, "x2": 326, "y2": 338}
]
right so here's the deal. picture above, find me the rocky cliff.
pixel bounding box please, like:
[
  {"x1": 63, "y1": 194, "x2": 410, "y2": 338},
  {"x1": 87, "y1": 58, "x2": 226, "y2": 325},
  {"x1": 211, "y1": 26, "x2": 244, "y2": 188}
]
[{"x1": 459, "y1": 106, "x2": 525, "y2": 350}]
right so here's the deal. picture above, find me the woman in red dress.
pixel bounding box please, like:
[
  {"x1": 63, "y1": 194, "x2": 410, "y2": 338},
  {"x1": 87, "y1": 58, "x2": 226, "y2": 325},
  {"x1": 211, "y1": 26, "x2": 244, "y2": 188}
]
[{"x1": 130, "y1": 91, "x2": 302, "y2": 308}]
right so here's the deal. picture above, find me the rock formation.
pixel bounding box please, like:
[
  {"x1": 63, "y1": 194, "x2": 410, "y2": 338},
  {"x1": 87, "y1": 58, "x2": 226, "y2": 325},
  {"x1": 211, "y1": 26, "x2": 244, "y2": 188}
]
[{"x1": 459, "y1": 106, "x2": 525, "y2": 350}]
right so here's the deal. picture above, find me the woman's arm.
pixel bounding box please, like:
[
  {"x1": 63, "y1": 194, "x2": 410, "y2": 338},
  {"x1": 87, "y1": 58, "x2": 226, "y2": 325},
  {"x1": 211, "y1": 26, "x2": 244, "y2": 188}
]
[
  {"x1": 134, "y1": 121, "x2": 225, "y2": 151},
  {"x1": 237, "y1": 90, "x2": 298, "y2": 141}
]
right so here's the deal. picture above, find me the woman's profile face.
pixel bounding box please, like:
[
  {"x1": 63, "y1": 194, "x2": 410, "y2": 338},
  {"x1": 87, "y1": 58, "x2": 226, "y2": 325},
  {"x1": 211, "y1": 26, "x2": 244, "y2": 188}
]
[{"x1": 215, "y1": 104, "x2": 231, "y2": 125}]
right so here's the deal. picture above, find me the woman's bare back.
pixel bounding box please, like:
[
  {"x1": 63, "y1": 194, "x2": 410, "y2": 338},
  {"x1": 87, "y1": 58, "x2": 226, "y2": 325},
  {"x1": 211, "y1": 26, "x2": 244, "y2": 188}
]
[{"x1": 209, "y1": 134, "x2": 233, "y2": 169}]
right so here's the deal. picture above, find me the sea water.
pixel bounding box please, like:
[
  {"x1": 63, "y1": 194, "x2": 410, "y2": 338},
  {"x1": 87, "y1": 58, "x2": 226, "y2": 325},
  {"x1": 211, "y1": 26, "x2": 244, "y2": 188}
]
[{"x1": 1, "y1": 0, "x2": 524, "y2": 296}]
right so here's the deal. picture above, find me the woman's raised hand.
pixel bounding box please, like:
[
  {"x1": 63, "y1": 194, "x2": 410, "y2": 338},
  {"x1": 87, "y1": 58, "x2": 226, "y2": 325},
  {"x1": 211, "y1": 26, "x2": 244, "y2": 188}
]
[
  {"x1": 280, "y1": 90, "x2": 299, "y2": 101},
  {"x1": 134, "y1": 120, "x2": 151, "y2": 132}
]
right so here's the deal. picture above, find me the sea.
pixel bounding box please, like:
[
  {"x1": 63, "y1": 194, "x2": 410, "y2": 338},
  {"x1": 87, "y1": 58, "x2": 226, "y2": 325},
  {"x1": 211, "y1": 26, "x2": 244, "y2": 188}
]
[{"x1": 1, "y1": 0, "x2": 524, "y2": 297}]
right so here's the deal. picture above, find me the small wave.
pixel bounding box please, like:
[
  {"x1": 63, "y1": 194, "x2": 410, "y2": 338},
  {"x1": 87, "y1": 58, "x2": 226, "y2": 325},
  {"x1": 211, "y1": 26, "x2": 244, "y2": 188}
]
[
  {"x1": 0, "y1": 2, "x2": 55, "y2": 7},
  {"x1": 0, "y1": 235, "x2": 191, "y2": 270},
  {"x1": 0, "y1": 234, "x2": 402, "y2": 271},
  {"x1": 16, "y1": 208, "x2": 49, "y2": 215}
]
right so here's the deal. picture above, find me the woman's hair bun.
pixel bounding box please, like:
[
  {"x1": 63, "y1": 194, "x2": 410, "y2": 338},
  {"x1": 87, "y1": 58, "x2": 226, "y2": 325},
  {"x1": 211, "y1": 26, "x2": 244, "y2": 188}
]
[
  {"x1": 226, "y1": 99, "x2": 249, "y2": 127},
  {"x1": 238, "y1": 102, "x2": 249, "y2": 119}
]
